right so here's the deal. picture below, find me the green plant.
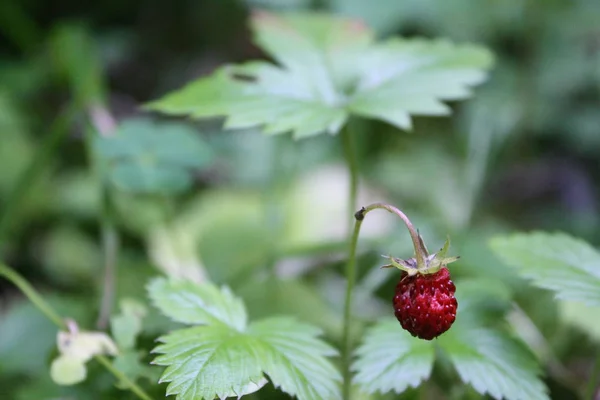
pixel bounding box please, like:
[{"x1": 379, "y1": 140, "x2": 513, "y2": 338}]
[{"x1": 3, "y1": 4, "x2": 599, "y2": 400}]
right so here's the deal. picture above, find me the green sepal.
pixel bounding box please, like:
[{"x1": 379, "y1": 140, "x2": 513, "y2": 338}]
[
  {"x1": 426, "y1": 236, "x2": 460, "y2": 273},
  {"x1": 380, "y1": 255, "x2": 418, "y2": 276},
  {"x1": 383, "y1": 236, "x2": 459, "y2": 276},
  {"x1": 438, "y1": 236, "x2": 451, "y2": 259}
]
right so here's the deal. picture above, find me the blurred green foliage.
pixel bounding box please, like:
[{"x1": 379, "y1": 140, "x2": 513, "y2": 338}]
[{"x1": 1, "y1": 0, "x2": 600, "y2": 399}]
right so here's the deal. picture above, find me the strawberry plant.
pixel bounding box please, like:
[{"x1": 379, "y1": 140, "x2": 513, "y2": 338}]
[{"x1": 1, "y1": 2, "x2": 600, "y2": 400}]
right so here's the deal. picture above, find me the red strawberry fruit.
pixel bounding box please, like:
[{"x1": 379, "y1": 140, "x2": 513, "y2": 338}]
[
  {"x1": 381, "y1": 229, "x2": 459, "y2": 340},
  {"x1": 393, "y1": 267, "x2": 457, "y2": 340},
  {"x1": 356, "y1": 204, "x2": 460, "y2": 340}
]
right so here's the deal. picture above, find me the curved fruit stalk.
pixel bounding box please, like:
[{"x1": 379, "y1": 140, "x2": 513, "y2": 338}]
[{"x1": 355, "y1": 203, "x2": 460, "y2": 340}]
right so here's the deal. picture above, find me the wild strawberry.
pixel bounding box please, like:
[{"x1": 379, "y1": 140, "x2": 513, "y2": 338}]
[
  {"x1": 355, "y1": 204, "x2": 459, "y2": 340},
  {"x1": 381, "y1": 227, "x2": 459, "y2": 340},
  {"x1": 393, "y1": 267, "x2": 457, "y2": 340}
]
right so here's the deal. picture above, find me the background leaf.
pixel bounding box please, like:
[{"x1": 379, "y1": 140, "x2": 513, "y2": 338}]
[
  {"x1": 347, "y1": 38, "x2": 493, "y2": 130},
  {"x1": 559, "y1": 301, "x2": 600, "y2": 341},
  {"x1": 112, "y1": 351, "x2": 159, "y2": 389},
  {"x1": 438, "y1": 325, "x2": 549, "y2": 400},
  {"x1": 96, "y1": 118, "x2": 213, "y2": 169},
  {"x1": 239, "y1": 277, "x2": 343, "y2": 338},
  {"x1": 147, "y1": 277, "x2": 247, "y2": 330},
  {"x1": 489, "y1": 232, "x2": 600, "y2": 305},
  {"x1": 94, "y1": 117, "x2": 213, "y2": 194},
  {"x1": 110, "y1": 299, "x2": 147, "y2": 350},
  {"x1": 352, "y1": 318, "x2": 434, "y2": 395},
  {"x1": 147, "y1": 12, "x2": 492, "y2": 138},
  {"x1": 110, "y1": 161, "x2": 192, "y2": 194}
]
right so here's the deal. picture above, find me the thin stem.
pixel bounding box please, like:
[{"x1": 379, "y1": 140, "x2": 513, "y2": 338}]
[
  {"x1": 87, "y1": 107, "x2": 119, "y2": 330},
  {"x1": 342, "y1": 124, "x2": 359, "y2": 222},
  {"x1": 359, "y1": 203, "x2": 425, "y2": 268},
  {"x1": 263, "y1": 135, "x2": 286, "y2": 275},
  {"x1": 96, "y1": 195, "x2": 118, "y2": 329},
  {"x1": 95, "y1": 355, "x2": 153, "y2": 400},
  {"x1": 341, "y1": 216, "x2": 363, "y2": 400},
  {"x1": 0, "y1": 263, "x2": 65, "y2": 328},
  {"x1": 0, "y1": 263, "x2": 154, "y2": 400},
  {"x1": 0, "y1": 105, "x2": 76, "y2": 241},
  {"x1": 341, "y1": 122, "x2": 360, "y2": 400}
]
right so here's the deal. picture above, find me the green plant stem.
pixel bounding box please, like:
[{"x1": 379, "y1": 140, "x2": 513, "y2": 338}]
[
  {"x1": 263, "y1": 135, "x2": 286, "y2": 275},
  {"x1": 0, "y1": 263, "x2": 154, "y2": 400},
  {"x1": 0, "y1": 263, "x2": 65, "y2": 327},
  {"x1": 341, "y1": 216, "x2": 363, "y2": 400},
  {"x1": 0, "y1": 105, "x2": 76, "y2": 241},
  {"x1": 341, "y1": 202, "x2": 424, "y2": 400},
  {"x1": 360, "y1": 203, "x2": 425, "y2": 267},
  {"x1": 96, "y1": 190, "x2": 118, "y2": 329},
  {"x1": 85, "y1": 107, "x2": 119, "y2": 330},
  {"x1": 341, "y1": 123, "x2": 360, "y2": 400},
  {"x1": 342, "y1": 124, "x2": 358, "y2": 220},
  {"x1": 95, "y1": 355, "x2": 153, "y2": 400}
]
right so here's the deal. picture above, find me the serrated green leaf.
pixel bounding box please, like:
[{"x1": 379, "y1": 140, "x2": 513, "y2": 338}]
[
  {"x1": 438, "y1": 325, "x2": 549, "y2": 400},
  {"x1": 352, "y1": 318, "x2": 434, "y2": 395},
  {"x1": 149, "y1": 279, "x2": 341, "y2": 399},
  {"x1": 153, "y1": 318, "x2": 341, "y2": 400},
  {"x1": 147, "y1": 12, "x2": 492, "y2": 138},
  {"x1": 489, "y1": 232, "x2": 600, "y2": 305},
  {"x1": 348, "y1": 38, "x2": 493, "y2": 130},
  {"x1": 249, "y1": 317, "x2": 341, "y2": 400},
  {"x1": 154, "y1": 324, "x2": 267, "y2": 399},
  {"x1": 147, "y1": 278, "x2": 247, "y2": 330}
]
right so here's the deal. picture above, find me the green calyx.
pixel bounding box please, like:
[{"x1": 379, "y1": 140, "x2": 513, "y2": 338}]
[{"x1": 381, "y1": 236, "x2": 460, "y2": 275}]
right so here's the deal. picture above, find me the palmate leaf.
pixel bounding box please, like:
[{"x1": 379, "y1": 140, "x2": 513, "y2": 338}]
[
  {"x1": 148, "y1": 278, "x2": 341, "y2": 400},
  {"x1": 438, "y1": 325, "x2": 549, "y2": 400},
  {"x1": 249, "y1": 318, "x2": 341, "y2": 400},
  {"x1": 489, "y1": 232, "x2": 600, "y2": 305},
  {"x1": 154, "y1": 324, "x2": 268, "y2": 399},
  {"x1": 352, "y1": 318, "x2": 434, "y2": 395},
  {"x1": 147, "y1": 11, "x2": 493, "y2": 138},
  {"x1": 147, "y1": 278, "x2": 247, "y2": 330}
]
